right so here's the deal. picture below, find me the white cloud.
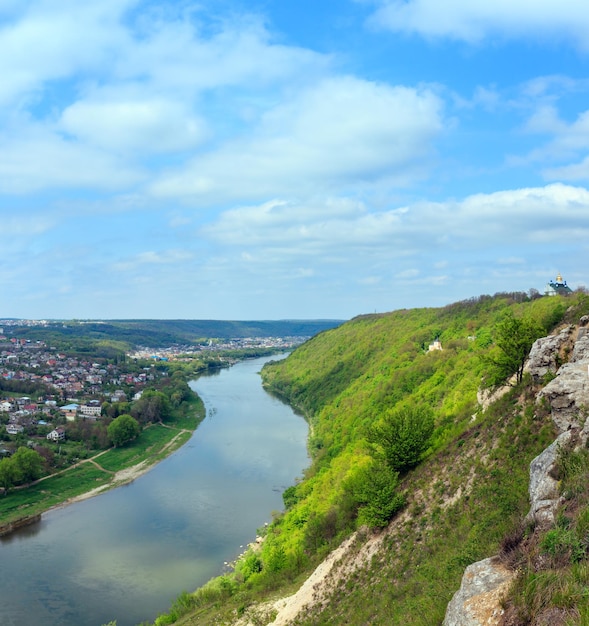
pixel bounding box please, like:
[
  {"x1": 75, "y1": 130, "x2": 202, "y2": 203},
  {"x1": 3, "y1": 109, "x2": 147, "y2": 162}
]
[
  {"x1": 0, "y1": 1, "x2": 134, "y2": 107},
  {"x1": 367, "y1": 0, "x2": 589, "y2": 48},
  {"x1": 544, "y1": 156, "x2": 589, "y2": 181},
  {"x1": 0, "y1": 122, "x2": 144, "y2": 193},
  {"x1": 515, "y1": 105, "x2": 589, "y2": 176},
  {"x1": 60, "y1": 97, "x2": 208, "y2": 153},
  {"x1": 0, "y1": 1, "x2": 331, "y2": 195},
  {"x1": 150, "y1": 76, "x2": 444, "y2": 201},
  {"x1": 112, "y1": 249, "x2": 194, "y2": 272},
  {"x1": 203, "y1": 183, "x2": 589, "y2": 274}
]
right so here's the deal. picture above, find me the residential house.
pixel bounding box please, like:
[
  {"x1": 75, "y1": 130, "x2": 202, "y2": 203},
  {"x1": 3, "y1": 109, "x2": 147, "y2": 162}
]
[{"x1": 47, "y1": 427, "x2": 66, "y2": 442}]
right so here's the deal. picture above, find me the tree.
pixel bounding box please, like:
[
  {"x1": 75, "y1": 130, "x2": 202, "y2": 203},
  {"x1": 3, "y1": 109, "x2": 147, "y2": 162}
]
[
  {"x1": 369, "y1": 404, "x2": 435, "y2": 473},
  {"x1": 0, "y1": 457, "x2": 16, "y2": 493},
  {"x1": 131, "y1": 390, "x2": 170, "y2": 424},
  {"x1": 107, "y1": 414, "x2": 141, "y2": 447},
  {"x1": 486, "y1": 312, "x2": 544, "y2": 386},
  {"x1": 349, "y1": 462, "x2": 405, "y2": 528},
  {"x1": 11, "y1": 447, "x2": 43, "y2": 484}
]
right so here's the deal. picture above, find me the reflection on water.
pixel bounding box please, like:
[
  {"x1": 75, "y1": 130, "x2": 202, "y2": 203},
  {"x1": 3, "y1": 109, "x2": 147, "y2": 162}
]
[{"x1": 0, "y1": 355, "x2": 308, "y2": 626}]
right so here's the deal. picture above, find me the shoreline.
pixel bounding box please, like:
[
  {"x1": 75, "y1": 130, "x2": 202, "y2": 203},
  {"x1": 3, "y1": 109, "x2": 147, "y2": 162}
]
[{"x1": 0, "y1": 426, "x2": 191, "y2": 537}]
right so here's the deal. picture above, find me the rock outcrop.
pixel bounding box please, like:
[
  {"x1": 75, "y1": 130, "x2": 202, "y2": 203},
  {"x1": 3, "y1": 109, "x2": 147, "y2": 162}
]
[
  {"x1": 536, "y1": 330, "x2": 589, "y2": 433},
  {"x1": 444, "y1": 320, "x2": 589, "y2": 625},
  {"x1": 526, "y1": 325, "x2": 573, "y2": 382},
  {"x1": 525, "y1": 430, "x2": 571, "y2": 527},
  {"x1": 442, "y1": 557, "x2": 515, "y2": 626}
]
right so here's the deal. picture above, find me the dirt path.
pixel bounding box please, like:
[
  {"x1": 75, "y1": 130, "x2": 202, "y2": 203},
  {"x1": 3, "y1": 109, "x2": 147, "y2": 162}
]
[{"x1": 42, "y1": 426, "x2": 191, "y2": 509}]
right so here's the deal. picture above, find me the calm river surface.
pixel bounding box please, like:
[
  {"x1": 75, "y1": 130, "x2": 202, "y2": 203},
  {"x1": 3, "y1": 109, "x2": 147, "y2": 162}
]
[{"x1": 0, "y1": 355, "x2": 308, "y2": 626}]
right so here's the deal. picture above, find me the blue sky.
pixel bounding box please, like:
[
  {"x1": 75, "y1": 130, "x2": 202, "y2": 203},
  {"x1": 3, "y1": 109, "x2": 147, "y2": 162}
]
[{"x1": 2, "y1": 0, "x2": 589, "y2": 320}]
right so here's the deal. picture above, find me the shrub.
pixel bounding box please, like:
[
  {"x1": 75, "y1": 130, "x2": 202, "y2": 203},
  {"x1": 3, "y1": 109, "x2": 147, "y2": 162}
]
[{"x1": 369, "y1": 405, "x2": 435, "y2": 473}]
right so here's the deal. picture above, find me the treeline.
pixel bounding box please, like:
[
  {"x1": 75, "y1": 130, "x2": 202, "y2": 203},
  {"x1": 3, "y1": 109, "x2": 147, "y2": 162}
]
[{"x1": 8, "y1": 319, "x2": 343, "y2": 350}]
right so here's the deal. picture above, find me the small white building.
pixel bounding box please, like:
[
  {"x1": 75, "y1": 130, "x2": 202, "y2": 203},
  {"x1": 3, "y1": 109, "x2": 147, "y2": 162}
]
[
  {"x1": 47, "y1": 427, "x2": 66, "y2": 442},
  {"x1": 428, "y1": 338, "x2": 443, "y2": 352}
]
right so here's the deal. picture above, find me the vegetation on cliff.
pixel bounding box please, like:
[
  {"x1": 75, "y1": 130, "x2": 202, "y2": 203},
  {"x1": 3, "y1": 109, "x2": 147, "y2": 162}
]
[{"x1": 144, "y1": 290, "x2": 589, "y2": 626}]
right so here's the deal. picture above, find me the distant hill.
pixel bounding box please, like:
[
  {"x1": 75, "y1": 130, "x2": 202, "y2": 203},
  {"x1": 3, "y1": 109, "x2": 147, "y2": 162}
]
[{"x1": 4, "y1": 319, "x2": 344, "y2": 349}]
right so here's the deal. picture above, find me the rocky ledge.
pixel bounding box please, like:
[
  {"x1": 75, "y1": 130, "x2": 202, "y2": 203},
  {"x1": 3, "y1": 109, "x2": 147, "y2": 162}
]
[{"x1": 443, "y1": 317, "x2": 589, "y2": 626}]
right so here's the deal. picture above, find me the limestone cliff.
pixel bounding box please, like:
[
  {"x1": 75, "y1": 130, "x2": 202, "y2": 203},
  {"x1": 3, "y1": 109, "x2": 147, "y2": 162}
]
[{"x1": 442, "y1": 317, "x2": 589, "y2": 626}]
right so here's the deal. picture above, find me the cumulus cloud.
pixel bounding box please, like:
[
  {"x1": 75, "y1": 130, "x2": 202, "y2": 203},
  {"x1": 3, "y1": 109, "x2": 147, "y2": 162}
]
[
  {"x1": 60, "y1": 97, "x2": 208, "y2": 153},
  {"x1": 0, "y1": 122, "x2": 144, "y2": 193},
  {"x1": 367, "y1": 0, "x2": 589, "y2": 48},
  {"x1": 150, "y1": 76, "x2": 444, "y2": 202},
  {"x1": 204, "y1": 183, "x2": 589, "y2": 274},
  {"x1": 0, "y1": 0, "x2": 329, "y2": 194},
  {"x1": 515, "y1": 105, "x2": 589, "y2": 177}
]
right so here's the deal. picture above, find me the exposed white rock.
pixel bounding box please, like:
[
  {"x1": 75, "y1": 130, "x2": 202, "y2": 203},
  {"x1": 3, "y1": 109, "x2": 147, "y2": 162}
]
[
  {"x1": 526, "y1": 326, "x2": 573, "y2": 382},
  {"x1": 442, "y1": 557, "x2": 515, "y2": 626},
  {"x1": 536, "y1": 332, "x2": 589, "y2": 433},
  {"x1": 525, "y1": 430, "x2": 572, "y2": 527}
]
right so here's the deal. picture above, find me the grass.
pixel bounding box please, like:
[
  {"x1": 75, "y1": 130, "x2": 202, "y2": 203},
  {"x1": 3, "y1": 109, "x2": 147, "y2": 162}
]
[
  {"x1": 0, "y1": 396, "x2": 205, "y2": 528},
  {"x1": 0, "y1": 464, "x2": 111, "y2": 523},
  {"x1": 96, "y1": 423, "x2": 186, "y2": 472},
  {"x1": 140, "y1": 380, "x2": 557, "y2": 626},
  {"x1": 501, "y1": 439, "x2": 589, "y2": 624}
]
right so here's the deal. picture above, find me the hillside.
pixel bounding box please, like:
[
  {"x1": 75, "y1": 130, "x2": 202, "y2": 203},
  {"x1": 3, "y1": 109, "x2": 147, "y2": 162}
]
[
  {"x1": 149, "y1": 291, "x2": 589, "y2": 626},
  {"x1": 5, "y1": 319, "x2": 343, "y2": 351}
]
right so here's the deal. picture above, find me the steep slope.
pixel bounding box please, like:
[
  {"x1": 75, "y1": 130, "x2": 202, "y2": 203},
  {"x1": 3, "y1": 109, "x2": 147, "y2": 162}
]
[{"x1": 156, "y1": 292, "x2": 589, "y2": 626}]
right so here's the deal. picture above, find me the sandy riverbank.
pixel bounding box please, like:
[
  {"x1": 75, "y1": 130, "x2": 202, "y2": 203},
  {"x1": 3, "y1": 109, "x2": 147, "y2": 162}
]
[{"x1": 0, "y1": 428, "x2": 190, "y2": 536}]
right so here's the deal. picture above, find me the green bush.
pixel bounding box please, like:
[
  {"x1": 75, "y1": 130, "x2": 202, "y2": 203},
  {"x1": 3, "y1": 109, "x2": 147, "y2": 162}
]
[{"x1": 369, "y1": 405, "x2": 435, "y2": 473}]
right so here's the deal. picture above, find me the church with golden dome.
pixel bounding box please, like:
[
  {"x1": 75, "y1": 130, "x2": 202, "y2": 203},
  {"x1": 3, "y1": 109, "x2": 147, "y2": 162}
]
[{"x1": 544, "y1": 272, "x2": 573, "y2": 296}]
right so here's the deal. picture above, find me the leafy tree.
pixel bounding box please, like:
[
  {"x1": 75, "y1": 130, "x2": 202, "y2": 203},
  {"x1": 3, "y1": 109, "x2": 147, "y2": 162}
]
[
  {"x1": 486, "y1": 312, "x2": 544, "y2": 386},
  {"x1": 0, "y1": 457, "x2": 16, "y2": 493},
  {"x1": 107, "y1": 414, "x2": 141, "y2": 447},
  {"x1": 282, "y1": 485, "x2": 300, "y2": 510},
  {"x1": 349, "y1": 462, "x2": 405, "y2": 528},
  {"x1": 11, "y1": 447, "x2": 43, "y2": 483},
  {"x1": 369, "y1": 404, "x2": 435, "y2": 473},
  {"x1": 131, "y1": 390, "x2": 170, "y2": 424}
]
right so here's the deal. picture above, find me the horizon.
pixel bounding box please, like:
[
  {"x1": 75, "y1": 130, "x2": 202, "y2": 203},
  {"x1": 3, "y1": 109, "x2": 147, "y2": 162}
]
[{"x1": 2, "y1": 1, "x2": 589, "y2": 320}]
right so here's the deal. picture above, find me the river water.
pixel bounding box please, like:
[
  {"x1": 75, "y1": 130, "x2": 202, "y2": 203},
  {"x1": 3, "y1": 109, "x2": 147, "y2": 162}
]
[{"x1": 0, "y1": 355, "x2": 308, "y2": 626}]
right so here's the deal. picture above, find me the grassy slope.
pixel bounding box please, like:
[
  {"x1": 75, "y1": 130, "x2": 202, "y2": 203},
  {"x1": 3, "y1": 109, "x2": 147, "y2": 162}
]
[{"x1": 149, "y1": 292, "x2": 589, "y2": 625}]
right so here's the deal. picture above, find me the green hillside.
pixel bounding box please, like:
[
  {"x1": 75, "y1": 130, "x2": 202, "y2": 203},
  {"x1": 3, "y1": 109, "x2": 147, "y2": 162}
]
[{"x1": 147, "y1": 291, "x2": 589, "y2": 626}]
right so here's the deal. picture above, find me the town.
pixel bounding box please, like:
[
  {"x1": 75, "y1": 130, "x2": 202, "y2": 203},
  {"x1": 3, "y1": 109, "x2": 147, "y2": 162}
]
[{"x1": 0, "y1": 323, "x2": 306, "y2": 461}]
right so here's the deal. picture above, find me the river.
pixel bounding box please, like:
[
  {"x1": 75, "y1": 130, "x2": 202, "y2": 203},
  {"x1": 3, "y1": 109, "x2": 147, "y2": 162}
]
[{"x1": 0, "y1": 355, "x2": 308, "y2": 626}]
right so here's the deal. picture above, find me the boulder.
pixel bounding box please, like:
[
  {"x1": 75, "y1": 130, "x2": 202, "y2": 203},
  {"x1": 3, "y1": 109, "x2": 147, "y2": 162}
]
[
  {"x1": 526, "y1": 326, "x2": 573, "y2": 382},
  {"x1": 525, "y1": 431, "x2": 572, "y2": 527},
  {"x1": 443, "y1": 557, "x2": 515, "y2": 626},
  {"x1": 536, "y1": 330, "x2": 589, "y2": 433}
]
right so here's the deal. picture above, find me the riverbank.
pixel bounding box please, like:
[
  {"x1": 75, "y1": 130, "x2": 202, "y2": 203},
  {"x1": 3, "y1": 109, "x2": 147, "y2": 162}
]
[{"x1": 0, "y1": 397, "x2": 205, "y2": 535}]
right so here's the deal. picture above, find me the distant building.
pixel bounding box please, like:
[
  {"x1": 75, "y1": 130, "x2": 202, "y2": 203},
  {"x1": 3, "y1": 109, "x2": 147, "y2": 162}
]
[
  {"x1": 80, "y1": 403, "x2": 102, "y2": 418},
  {"x1": 59, "y1": 403, "x2": 79, "y2": 421},
  {"x1": 47, "y1": 427, "x2": 66, "y2": 442},
  {"x1": 428, "y1": 338, "x2": 443, "y2": 352},
  {"x1": 545, "y1": 272, "x2": 573, "y2": 296}
]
